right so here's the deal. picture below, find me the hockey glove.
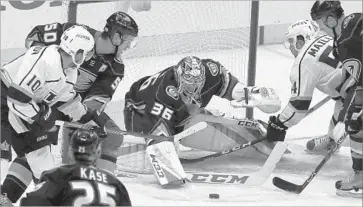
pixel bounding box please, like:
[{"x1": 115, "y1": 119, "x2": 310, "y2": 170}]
[
  {"x1": 31, "y1": 103, "x2": 55, "y2": 132},
  {"x1": 345, "y1": 109, "x2": 363, "y2": 135},
  {"x1": 78, "y1": 109, "x2": 107, "y2": 138},
  {"x1": 266, "y1": 116, "x2": 288, "y2": 142}
]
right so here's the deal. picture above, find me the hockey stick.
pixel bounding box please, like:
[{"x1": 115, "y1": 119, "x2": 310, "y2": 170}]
[
  {"x1": 117, "y1": 142, "x2": 287, "y2": 186},
  {"x1": 181, "y1": 138, "x2": 267, "y2": 164},
  {"x1": 55, "y1": 120, "x2": 207, "y2": 143},
  {"x1": 272, "y1": 130, "x2": 348, "y2": 194},
  {"x1": 304, "y1": 96, "x2": 331, "y2": 117},
  {"x1": 195, "y1": 114, "x2": 267, "y2": 136}
]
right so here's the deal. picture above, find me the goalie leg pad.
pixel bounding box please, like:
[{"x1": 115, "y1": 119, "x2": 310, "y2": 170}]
[{"x1": 146, "y1": 141, "x2": 186, "y2": 186}]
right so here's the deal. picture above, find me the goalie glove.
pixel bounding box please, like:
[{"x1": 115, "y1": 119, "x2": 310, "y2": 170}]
[{"x1": 230, "y1": 86, "x2": 281, "y2": 114}]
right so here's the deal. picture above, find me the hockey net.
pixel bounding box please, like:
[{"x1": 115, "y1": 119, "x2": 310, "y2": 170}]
[{"x1": 52, "y1": 1, "x2": 254, "y2": 174}]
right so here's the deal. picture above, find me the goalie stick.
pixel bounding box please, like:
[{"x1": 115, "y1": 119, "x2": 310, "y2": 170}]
[
  {"x1": 117, "y1": 142, "x2": 287, "y2": 186},
  {"x1": 181, "y1": 97, "x2": 330, "y2": 164},
  {"x1": 272, "y1": 131, "x2": 348, "y2": 194},
  {"x1": 55, "y1": 120, "x2": 207, "y2": 143}
]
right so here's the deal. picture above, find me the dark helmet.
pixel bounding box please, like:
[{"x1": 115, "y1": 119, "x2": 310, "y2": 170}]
[
  {"x1": 69, "y1": 129, "x2": 101, "y2": 165},
  {"x1": 310, "y1": 1, "x2": 344, "y2": 20},
  {"x1": 104, "y1": 11, "x2": 138, "y2": 37}
]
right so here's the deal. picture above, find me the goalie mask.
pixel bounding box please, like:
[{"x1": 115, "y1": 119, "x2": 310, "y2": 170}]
[
  {"x1": 174, "y1": 56, "x2": 206, "y2": 106},
  {"x1": 69, "y1": 129, "x2": 102, "y2": 166},
  {"x1": 284, "y1": 20, "x2": 319, "y2": 55}
]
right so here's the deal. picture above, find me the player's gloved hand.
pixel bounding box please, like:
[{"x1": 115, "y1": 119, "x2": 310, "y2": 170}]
[
  {"x1": 78, "y1": 109, "x2": 107, "y2": 138},
  {"x1": 345, "y1": 110, "x2": 363, "y2": 134},
  {"x1": 266, "y1": 116, "x2": 288, "y2": 142},
  {"x1": 31, "y1": 102, "x2": 55, "y2": 131}
]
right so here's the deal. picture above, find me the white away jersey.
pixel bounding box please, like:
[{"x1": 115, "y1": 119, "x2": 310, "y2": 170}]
[
  {"x1": 1, "y1": 45, "x2": 87, "y2": 133},
  {"x1": 279, "y1": 35, "x2": 342, "y2": 127}
]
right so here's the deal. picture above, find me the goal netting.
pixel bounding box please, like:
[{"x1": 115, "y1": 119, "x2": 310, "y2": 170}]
[{"x1": 52, "y1": 1, "x2": 254, "y2": 174}]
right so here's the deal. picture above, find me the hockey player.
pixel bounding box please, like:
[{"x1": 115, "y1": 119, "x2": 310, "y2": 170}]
[
  {"x1": 310, "y1": 0, "x2": 362, "y2": 198},
  {"x1": 124, "y1": 56, "x2": 281, "y2": 185},
  {"x1": 0, "y1": 11, "x2": 138, "y2": 205},
  {"x1": 24, "y1": 12, "x2": 138, "y2": 172},
  {"x1": 19, "y1": 128, "x2": 132, "y2": 206},
  {"x1": 0, "y1": 26, "x2": 100, "y2": 204},
  {"x1": 265, "y1": 19, "x2": 345, "y2": 154}
]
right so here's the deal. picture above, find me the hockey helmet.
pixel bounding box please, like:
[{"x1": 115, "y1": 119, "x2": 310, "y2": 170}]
[
  {"x1": 310, "y1": 1, "x2": 344, "y2": 21},
  {"x1": 284, "y1": 20, "x2": 319, "y2": 51},
  {"x1": 104, "y1": 11, "x2": 139, "y2": 46},
  {"x1": 174, "y1": 56, "x2": 206, "y2": 106},
  {"x1": 59, "y1": 25, "x2": 95, "y2": 67},
  {"x1": 69, "y1": 129, "x2": 102, "y2": 166}
]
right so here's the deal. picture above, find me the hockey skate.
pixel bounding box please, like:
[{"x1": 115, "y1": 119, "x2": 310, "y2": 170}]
[
  {"x1": 305, "y1": 135, "x2": 340, "y2": 155},
  {"x1": 0, "y1": 193, "x2": 13, "y2": 206},
  {"x1": 335, "y1": 170, "x2": 363, "y2": 198}
]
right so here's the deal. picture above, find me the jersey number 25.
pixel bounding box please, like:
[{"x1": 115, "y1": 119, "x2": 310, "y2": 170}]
[{"x1": 70, "y1": 181, "x2": 116, "y2": 206}]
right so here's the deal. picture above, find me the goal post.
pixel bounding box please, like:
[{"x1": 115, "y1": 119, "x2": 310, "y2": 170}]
[{"x1": 246, "y1": 1, "x2": 260, "y2": 119}]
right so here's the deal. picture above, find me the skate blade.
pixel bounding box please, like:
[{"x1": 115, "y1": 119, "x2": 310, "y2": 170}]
[{"x1": 336, "y1": 188, "x2": 363, "y2": 198}]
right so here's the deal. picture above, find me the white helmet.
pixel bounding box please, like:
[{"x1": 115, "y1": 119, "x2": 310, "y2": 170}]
[
  {"x1": 284, "y1": 20, "x2": 319, "y2": 51},
  {"x1": 59, "y1": 25, "x2": 95, "y2": 67}
]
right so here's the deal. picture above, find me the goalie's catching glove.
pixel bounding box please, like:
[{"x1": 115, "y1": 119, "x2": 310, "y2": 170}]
[
  {"x1": 266, "y1": 116, "x2": 288, "y2": 142},
  {"x1": 230, "y1": 86, "x2": 281, "y2": 114}
]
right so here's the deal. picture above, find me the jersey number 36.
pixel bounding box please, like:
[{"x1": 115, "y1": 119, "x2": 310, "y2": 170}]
[{"x1": 70, "y1": 181, "x2": 116, "y2": 206}]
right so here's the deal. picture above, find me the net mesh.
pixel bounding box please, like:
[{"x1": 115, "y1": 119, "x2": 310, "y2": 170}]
[{"x1": 53, "y1": 1, "x2": 253, "y2": 174}]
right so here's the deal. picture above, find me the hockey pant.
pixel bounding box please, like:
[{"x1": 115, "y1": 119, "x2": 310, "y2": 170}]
[{"x1": 346, "y1": 87, "x2": 362, "y2": 171}]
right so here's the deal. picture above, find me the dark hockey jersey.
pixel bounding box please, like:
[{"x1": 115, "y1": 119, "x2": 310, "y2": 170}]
[
  {"x1": 125, "y1": 58, "x2": 238, "y2": 135},
  {"x1": 20, "y1": 164, "x2": 131, "y2": 206},
  {"x1": 335, "y1": 13, "x2": 362, "y2": 86},
  {"x1": 25, "y1": 22, "x2": 124, "y2": 112}
]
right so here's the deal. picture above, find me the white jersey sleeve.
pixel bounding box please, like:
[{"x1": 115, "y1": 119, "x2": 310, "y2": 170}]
[
  {"x1": 1, "y1": 45, "x2": 87, "y2": 133},
  {"x1": 278, "y1": 35, "x2": 342, "y2": 127}
]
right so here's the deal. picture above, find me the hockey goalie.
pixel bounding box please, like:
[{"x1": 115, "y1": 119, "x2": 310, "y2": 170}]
[{"x1": 122, "y1": 56, "x2": 282, "y2": 186}]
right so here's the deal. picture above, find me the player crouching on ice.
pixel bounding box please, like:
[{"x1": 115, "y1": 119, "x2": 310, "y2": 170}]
[
  {"x1": 0, "y1": 26, "x2": 98, "y2": 205},
  {"x1": 19, "y1": 129, "x2": 132, "y2": 206},
  {"x1": 310, "y1": 0, "x2": 362, "y2": 198},
  {"x1": 123, "y1": 56, "x2": 281, "y2": 186},
  {"x1": 265, "y1": 19, "x2": 346, "y2": 154}
]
